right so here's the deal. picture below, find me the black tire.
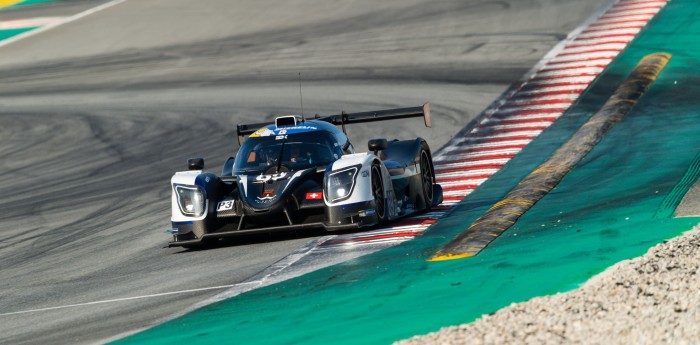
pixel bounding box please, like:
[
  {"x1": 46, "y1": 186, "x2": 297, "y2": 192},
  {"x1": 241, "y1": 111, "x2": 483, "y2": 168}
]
[
  {"x1": 371, "y1": 163, "x2": 388, "y2": 223},
  {"x1": 419, "y1": 149, "x2": 434, "y2": 210}
]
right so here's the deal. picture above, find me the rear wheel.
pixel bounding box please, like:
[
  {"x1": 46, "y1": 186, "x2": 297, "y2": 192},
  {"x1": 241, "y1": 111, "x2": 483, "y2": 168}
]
[
  {"x1": 420, "y1": 150, "x2": 434, "y2": 209},
  {"x1": 371, "y1": 164, "x2": 387, "y2": 223}
]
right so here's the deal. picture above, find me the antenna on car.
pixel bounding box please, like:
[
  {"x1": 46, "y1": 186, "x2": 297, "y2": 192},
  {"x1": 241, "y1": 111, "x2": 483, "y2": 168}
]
[{"x1": 298, "y1": 72, "x2": 305, "y2": 122}]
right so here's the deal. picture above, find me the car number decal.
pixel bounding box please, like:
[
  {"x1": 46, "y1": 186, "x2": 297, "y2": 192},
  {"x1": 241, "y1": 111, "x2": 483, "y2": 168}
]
[{"x1": 217, "y1": 200, "x2": 234, "y2": 211}]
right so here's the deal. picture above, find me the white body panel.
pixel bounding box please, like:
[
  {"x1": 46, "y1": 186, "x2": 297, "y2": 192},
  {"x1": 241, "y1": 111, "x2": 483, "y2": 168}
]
[
  {"x1": 171, "y1": 170, "x2": 208, "y2": 222},
  {"x1": 325, "y1": 153, "x2": 374, "y2": 206},
  {"x1": 325, "y1": 153, "x2": 397, "y2": 218}
]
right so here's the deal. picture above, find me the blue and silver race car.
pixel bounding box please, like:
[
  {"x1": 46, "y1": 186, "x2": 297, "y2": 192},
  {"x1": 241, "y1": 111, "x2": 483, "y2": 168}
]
[{"x1": 168, "y1": 103, "x2": 443, "y2": 247}]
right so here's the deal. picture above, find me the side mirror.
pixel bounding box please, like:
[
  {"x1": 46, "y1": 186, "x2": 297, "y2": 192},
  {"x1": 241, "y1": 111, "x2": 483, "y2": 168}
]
[
  {"x1": 188, "y1": 158, "x2": 204, "y2": 171},
  {"x1": 368, "y1": 138, "x2": 388, "y2": 154}
]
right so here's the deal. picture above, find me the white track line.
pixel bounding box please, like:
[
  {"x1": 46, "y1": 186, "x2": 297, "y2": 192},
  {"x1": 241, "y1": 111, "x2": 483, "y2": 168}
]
[
  {"x1": 0, "y1": 284, "x2": 238, "y2": 316},
  {"x1": 0, "y1": 0, "x2": 127, "y2": 49},
  {"x1": 0, "y1": 17, "x2": 65, "y2": 29}
]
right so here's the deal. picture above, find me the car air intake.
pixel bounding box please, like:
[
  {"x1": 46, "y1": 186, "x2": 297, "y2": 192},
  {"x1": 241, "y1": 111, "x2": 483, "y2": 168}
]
[{"x1": 275, "y1": 116, "x2": 297, "y2": 127}]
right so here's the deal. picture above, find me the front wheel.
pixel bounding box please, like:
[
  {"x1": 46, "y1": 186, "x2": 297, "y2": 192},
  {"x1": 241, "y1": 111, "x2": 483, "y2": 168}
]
[{"x1": 371, "y1": 164, "x2": 388, "y2": 224}]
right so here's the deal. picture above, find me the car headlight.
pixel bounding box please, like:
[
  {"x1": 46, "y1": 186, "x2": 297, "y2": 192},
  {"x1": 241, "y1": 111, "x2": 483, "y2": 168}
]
[
  {"x1": 326, "y1": 166, "x2": 358, "y2": 203},
  {"x1": 174, "y1": 184, "x2": 206, "y2": 217}
]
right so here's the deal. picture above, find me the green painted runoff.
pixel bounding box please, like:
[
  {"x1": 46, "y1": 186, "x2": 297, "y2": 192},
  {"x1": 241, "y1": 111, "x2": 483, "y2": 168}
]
[
  {"x1": 114, "y1": 1, "x2": 700, "y2": 344},
  {"x1": 0, "y1": 27, "x2": 36, "y2": 40}
]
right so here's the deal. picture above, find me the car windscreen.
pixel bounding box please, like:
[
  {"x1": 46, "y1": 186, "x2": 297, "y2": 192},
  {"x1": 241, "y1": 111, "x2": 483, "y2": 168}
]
[{"x1": 234, "y1": 131, "x2": 339, "y2": 174}]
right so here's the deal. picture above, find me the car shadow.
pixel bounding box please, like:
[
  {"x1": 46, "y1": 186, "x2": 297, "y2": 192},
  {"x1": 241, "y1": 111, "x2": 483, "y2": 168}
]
[{"x1": 168, "y1": 227, "x2": 345, "y2": 253}]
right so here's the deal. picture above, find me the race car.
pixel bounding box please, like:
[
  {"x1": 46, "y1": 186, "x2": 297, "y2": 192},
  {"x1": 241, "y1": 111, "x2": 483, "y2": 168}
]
[{"x1": 167, "y1": 103, "x2": 443, "y2": 247}]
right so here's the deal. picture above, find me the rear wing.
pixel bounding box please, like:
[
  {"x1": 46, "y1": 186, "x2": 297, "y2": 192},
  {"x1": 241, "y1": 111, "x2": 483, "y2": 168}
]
[
  {"x1": 236, "y1": 103, "x2": 431, "y2": 145},
  {"x1": 318, "y1": 102, "x2": 431, "y2": 131}
]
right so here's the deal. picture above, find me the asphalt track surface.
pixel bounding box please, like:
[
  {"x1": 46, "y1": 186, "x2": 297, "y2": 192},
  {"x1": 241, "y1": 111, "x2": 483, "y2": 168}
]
[{"x1": 0, "y1": 0, "x2": 605, "y2": 343}]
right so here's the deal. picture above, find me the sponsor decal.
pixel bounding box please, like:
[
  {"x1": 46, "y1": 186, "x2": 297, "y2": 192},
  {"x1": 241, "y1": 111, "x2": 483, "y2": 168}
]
[
  {"x1": 257, "y1": 186, "x2": 276, "y2": 202},
  {"x1": 255, "y1": 195, "x2": 276, "y2": 203},
  {"x1": 250, "y1": 128, "x2": 275, "y2": 138},
  {"x1": 249, "y1": 125, "x2": 318, "y2": 139},
  {"x1": 277, "y1": 125, "x2": 317, "y2": 132},
  {"x1": 305, "y1": 192, "x2": 322, "y2": 200}
]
